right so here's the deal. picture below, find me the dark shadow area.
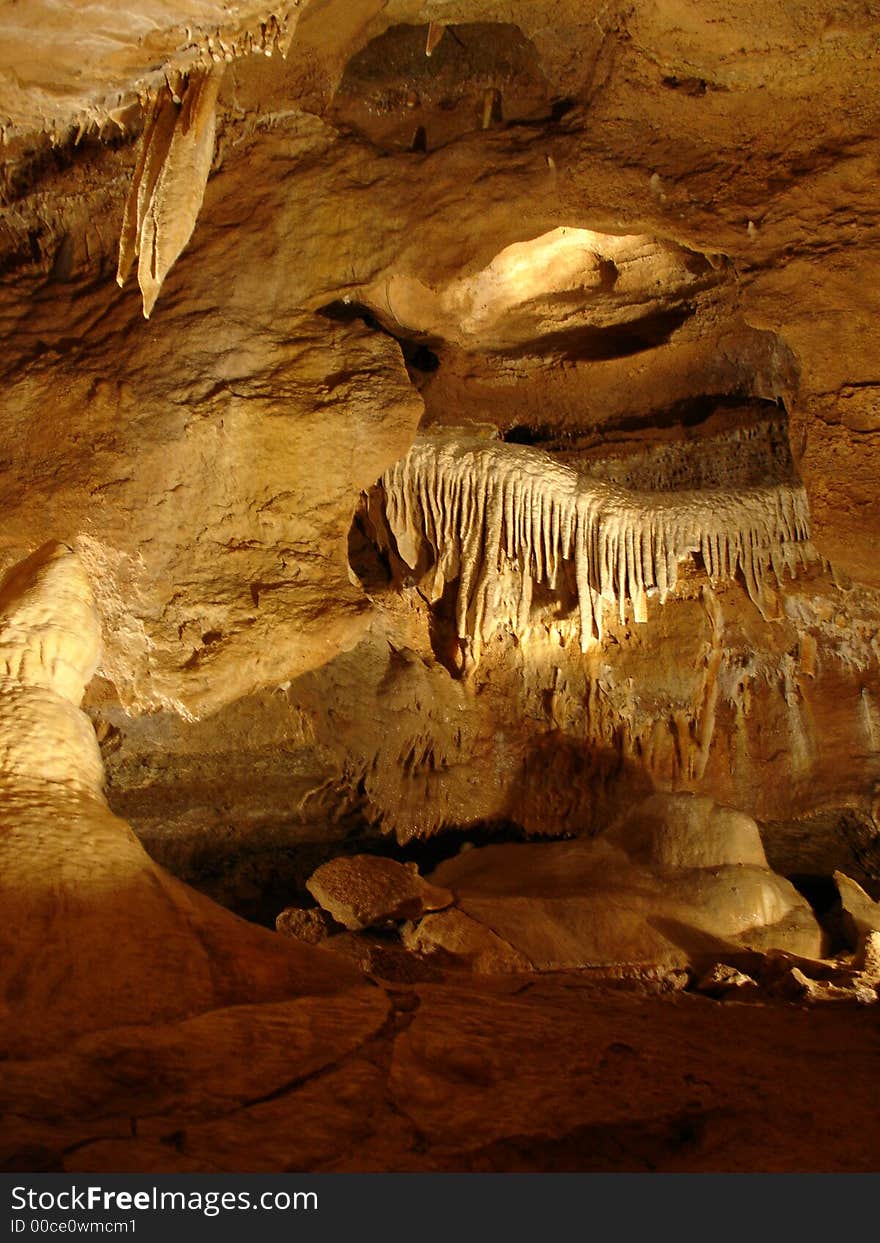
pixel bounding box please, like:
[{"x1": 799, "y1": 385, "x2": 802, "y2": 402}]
[
  {"x1": 332, "y1": 21, "x2": 550, "y2": 152},
  {"x1": 762, "y1": 806, "x2": 880, "y2": 898},
  {"x1": 462, "y1": 1107, "x2": 730, "y2": 1172},
  {"x1": 172, "y1": 816, "x2": 538, "y2": 928},
  {"x1": 501, "y1": 394, "x2": 789, "y2": 448},
  {"x1": 788, "y1": 872, "x2": 849, "y2": 954},
  {"x1": 347, "y1": 506, "x2": 393, "y2": 592},
  {"x1": 317, "y1": 298, "x2": 441, "y2": 376},
  {"x1": 495, "y1": 305, "x2": 693, "y2": 361}
]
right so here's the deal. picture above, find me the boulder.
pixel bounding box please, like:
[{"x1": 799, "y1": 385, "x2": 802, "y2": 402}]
[
  {"x1": 402, "y1": 909, "x2": 532, "y2": 974},
  {"x1": 275, "y1": 907, "x2": 336, "y2": 944},
  {"x1": 834, "y1": 871, "x2": 880, "y2": 948},
  {"x1": 306, "y1": 855, "x2": 453, "y2": 931}
]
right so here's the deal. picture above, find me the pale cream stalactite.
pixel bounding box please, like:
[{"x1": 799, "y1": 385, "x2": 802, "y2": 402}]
[
  {"x1": 117, "y1": 65, "x2": 225, "y2": 319},
  {"x1": 380, "y1": 433, "x2": 812, "y2": 663}
]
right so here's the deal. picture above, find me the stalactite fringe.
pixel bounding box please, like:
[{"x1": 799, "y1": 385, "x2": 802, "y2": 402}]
[{"x1": 380, "y1": 432, "x2": 812, "y2": 661}]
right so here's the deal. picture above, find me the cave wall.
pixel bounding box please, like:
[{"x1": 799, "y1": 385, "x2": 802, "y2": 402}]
[{"x1": 1, "y1": 0, "x2": 880, "y2": 899}]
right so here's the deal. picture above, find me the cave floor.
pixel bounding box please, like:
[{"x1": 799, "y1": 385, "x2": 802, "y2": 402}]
[{"x1": 4, "y1": 971, "x2": 878, "y2": 1174}]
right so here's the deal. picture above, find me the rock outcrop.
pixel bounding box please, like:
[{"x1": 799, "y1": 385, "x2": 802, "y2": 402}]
[
  {"x1": 412, "y1": 794, "x2": 824, "y2": 969},
  {"x1": 307, "y1": 854, "x2": 453, "y2": 930},
  {"x1": 2, "y1": 0, "x2": 880, "y2": 1177},
  {"x1": 835, "y1": 872, "x2": 880, "y2": 947},
  {"x1": 0, "y1": 542, "x2": 362, "y2": 1057}
]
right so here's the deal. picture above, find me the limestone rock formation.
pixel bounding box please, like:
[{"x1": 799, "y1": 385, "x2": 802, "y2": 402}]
[
  {"x1": 117, "y1": 66, "x2": 225, "y2": 318},
  {"x1": 0, "y1": 542, "x2": 362, "y2": 1057},
  {"x1": 854, "y1": 931, "x2": 880, "y2": 982},
  {"x1": 276, "y1": 905, "x2": 337, "y2": 943},
  {"x1": 695, "y1": 963, "x2": 760, "y2": 1000},
  {"x1": 2, "y1": 0, "x2": 880, "y2": 1177},
  {"x1": 609, "y1": 793, "x2": 771, "y2": 870},
  {"x1": 835, "y1": 872, "x2": 880, "y2": 947},
  {"x1": 401, "y1": 908, "x2": 533, "y2": 974},
  {"x1": 379, "y1": 430, "x2": 811, "y2": 661},
  {"x1": 419, "y1": 794, "x2": 824, "y2": 969},
  {"x1": 307, "y1": 854, "x2": 454, "y2": 931}
]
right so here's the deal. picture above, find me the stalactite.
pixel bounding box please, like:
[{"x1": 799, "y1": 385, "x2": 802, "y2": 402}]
[
  {"x1": 117, "y1": 65, "x2": 224, "y2": 319},
  {"x1": 781, "y1": 653, "x2": 813, "y2": 775},
  {"x1": 380, "y1": 433, "x2": 813, "y2": 662},
  {"x1": 860, "y1": 686, "x2": 878, "y2": 751}
]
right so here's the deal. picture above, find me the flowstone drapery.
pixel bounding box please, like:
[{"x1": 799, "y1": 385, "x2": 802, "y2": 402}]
[{"x1": 380, "y1": 432, "x2": 812, "y2": 660}]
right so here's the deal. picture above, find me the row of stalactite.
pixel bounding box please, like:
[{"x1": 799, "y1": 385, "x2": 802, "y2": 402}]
[{"x1": 380, "y1": 432, "x2": 813, "y2": 661}]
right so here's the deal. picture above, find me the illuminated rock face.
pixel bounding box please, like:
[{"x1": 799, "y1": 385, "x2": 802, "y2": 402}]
[
  {"x1": 363, "y1": 228, "x2": 720, "y2": 353},
  {"x1": 0, "y1": 0, "x2": 879, "y2": 953},
  {"x1": 2, "y1": 1, "x2": 880, "y2": 1179},
  {"x1": 416, "y1": 792, "x2": 825, "y2": 969},
  {"x1": 0, "y1": 543, "x2": 361, "y2": 1058},
  {"x1": 116, "y1": 66, "x2": 225, "y2": 318},
  {"x1": 379, "y1": 430, "x2": 811, "y2": 661}
]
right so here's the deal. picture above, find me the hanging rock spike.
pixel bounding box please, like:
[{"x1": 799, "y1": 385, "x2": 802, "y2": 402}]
[
  {"x1": 379, "y1": 431, "x2": 812, "y2": 661},
  {"x1": 116, "y1": 64, "x2": 225, "y2": 318},
  {"x1": 426, "y1": 23, "x2": 445, "y2": 57}
]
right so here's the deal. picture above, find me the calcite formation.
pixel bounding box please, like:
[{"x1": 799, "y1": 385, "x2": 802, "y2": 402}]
[
  {"x1": 410, "y1": 793, "x2": 824, "y2": 970},
  {"x1": 380, "y1": 430, "x2": 812, "y2": 660},
  {"x1": 1, "y1": 0, "x2": 880, "y2": 1176},
  {"x1": 0, "y1": 542, "x2": 361, "y2": 1057},
  {"x1": 117, "y1": 67, "x2": 225, "y2": 318}
]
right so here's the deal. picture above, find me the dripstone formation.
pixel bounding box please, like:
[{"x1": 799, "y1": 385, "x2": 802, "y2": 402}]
[{"x1": 1, "y1": 0, "x2": 879, "y2": 1175}]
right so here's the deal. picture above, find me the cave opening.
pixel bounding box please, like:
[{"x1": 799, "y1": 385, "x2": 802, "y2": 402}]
[{"x1": 332, "y1": 21, "x2": 551, "y2": 152}]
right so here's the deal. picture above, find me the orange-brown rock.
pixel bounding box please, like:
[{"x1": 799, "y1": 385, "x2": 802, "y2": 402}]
[
  {"x1": 307, "y1": 855, "x2": 454, "y2": 931},
  {"x1": 695, "y1": 963, "x2": 760, "y2": 1000},
  {"x1": 427, "y1": 811, "x2": 824, "y2": 970},
  {"x1": 0, "y1": 542, "x2": 365, "y2": 1058},
  {"x1": 276, "y1": 906, "x2": 337, "y2": 944},
  {"x1": 2, "y1": 0, "x2": 880, "y2": 1179},
  {"x1": 402, "y1": 908, "x2": 532, "y2": 974}
]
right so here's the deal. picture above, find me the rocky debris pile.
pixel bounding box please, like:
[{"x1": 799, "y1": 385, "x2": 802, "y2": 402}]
[
  {"x1": 695, "y1": 963, "x2": 761, "y2": 999},
  {"x1": 694, "y1": 935, "x2": 880, "y2": 1006},
  {"x1": 273, "y1": 794, "x2": 879, "y2": 997},
  {"x1": 274, "y1": 797, "x2": 880, "y2": 1002}
]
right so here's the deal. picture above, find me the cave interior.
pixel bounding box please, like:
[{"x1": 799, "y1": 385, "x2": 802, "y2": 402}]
[{"x1": 1, "y1": 0, "x2": 879, "y2": 1175}]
